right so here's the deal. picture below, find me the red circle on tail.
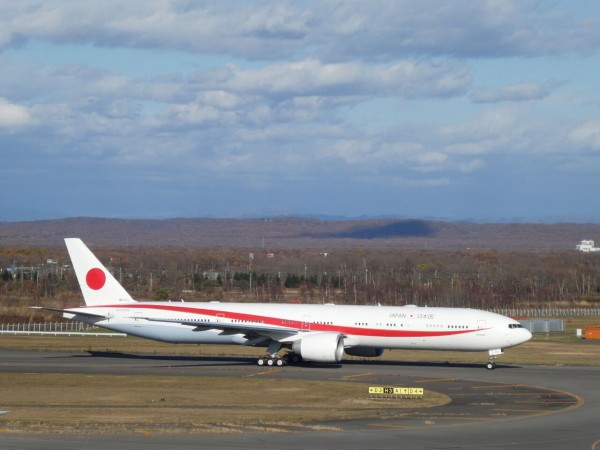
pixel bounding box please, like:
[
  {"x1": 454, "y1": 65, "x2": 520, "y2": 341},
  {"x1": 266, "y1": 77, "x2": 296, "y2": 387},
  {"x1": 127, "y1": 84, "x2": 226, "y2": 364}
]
[{"x1": 86, "y1": 268, "x2": 106, "y2": 290}]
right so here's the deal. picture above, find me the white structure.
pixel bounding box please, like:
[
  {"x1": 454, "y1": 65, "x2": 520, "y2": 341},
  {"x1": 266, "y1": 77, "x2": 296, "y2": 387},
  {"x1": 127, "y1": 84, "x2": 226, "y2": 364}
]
[{"x1": 576, "y1": 240, "x2": 600, "y2": 252}]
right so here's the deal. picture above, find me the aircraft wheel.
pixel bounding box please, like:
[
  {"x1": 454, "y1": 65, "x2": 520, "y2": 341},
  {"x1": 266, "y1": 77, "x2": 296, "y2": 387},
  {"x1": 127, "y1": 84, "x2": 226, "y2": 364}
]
[
  {"x1": 257, "y1": 358, "x2": 266, "y2": 366},
  {"x1": 486, "y1": 362, "x2": 496, "y2": 370},
  {"x1": 275, "y1": 358, "x2": 285, "y2": 367},
  {"x1": 267, "y1": 358, "x2": 275, "y2": 366}
]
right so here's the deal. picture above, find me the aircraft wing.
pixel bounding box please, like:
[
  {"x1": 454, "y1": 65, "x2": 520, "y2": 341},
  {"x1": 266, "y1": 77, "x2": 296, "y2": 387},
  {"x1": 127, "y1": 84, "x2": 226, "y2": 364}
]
[{"x1": 139, "y1": 316, "x2": 298, "y2": 341}]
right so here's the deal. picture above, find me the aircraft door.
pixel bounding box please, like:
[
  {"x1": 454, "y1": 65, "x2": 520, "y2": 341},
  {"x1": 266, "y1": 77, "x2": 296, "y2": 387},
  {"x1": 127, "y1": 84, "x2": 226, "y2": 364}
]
[
  {"x1": 301, "y1": 315, "x2": 311, "y2": 331},
  {"x1": 476, "y1": 320, "x2": 486, "y2": 336}
]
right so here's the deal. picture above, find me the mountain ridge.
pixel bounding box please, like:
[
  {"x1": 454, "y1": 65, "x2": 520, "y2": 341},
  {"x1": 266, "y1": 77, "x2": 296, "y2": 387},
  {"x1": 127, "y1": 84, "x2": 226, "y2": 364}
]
[{"x1": 1, "y1": 217, "x2": 599, "y2": 250}]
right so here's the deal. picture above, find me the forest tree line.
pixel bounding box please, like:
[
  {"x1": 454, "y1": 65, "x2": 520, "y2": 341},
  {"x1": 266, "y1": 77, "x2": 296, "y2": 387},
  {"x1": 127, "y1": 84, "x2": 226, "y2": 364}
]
[{"x1": 2, "y1": 246, "x2": 600, "y2": 313}]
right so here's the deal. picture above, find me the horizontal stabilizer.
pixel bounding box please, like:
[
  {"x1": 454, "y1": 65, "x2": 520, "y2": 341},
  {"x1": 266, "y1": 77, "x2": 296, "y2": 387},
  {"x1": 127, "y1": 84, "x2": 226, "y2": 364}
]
[{"x1": 29, "y1": 306, "x2": 108, "y2": 319}]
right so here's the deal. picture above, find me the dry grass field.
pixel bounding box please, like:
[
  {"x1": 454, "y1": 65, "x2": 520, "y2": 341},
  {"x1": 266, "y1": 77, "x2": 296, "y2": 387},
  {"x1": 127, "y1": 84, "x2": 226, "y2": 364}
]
[
  {"x1": 0, "y1": 360, "x2": 448, "y2": 435},
  {"x1": 0, "y1": 373, "x2": 449, "y2": 435}
]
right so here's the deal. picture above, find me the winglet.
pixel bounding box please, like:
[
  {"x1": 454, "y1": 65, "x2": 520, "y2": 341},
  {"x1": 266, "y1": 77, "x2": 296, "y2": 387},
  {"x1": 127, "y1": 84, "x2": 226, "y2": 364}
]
[{"x1": 65, "y1": 238, "x2": 135, "y2": 306}]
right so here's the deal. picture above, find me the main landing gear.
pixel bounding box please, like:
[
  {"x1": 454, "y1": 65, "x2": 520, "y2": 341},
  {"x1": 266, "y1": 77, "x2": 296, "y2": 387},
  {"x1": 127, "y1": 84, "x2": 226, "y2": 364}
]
[
  {"x1": 256, "y1": 341, "x2": 288, "y2": 367},
  {"x1": 486, "y1": 348, "x2": 503, "y2": 370},
  {"x1": 257, "y1": 354, "x2": 286, "y2": 367},
  {"x1": 256, "y1": 353, "x2": 304, "y2": 367}
]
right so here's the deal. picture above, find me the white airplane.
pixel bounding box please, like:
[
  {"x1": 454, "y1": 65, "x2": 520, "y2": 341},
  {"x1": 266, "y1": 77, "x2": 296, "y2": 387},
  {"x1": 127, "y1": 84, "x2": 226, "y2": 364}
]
[{"x1": 39, "y1": 238, "x2": 532, "y2": 370}]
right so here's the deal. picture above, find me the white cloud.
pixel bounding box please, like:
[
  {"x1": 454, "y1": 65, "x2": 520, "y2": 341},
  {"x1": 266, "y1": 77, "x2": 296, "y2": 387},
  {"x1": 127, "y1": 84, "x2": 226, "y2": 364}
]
[
  {"x1": 469, "y1": 81, "x2": 560, "y2": 103},
  {"x1": 0, "y1": 97, "x2": 31, "y2": 127},
  {"x1": 569, "y1": 119, "x2": 600, "y2": 150},
  {"x1": 164, "y1": 103, "x2": 236, "y2": 126},
  {"x1": 0, "y1": 1, "x2": 310, "y2": 59},
  {"x1": 206, "y1": 59, "x2": 470, "y2": 99},
  {"x1": 1, "y1": 1, "x2": 599, "y2": 60}
]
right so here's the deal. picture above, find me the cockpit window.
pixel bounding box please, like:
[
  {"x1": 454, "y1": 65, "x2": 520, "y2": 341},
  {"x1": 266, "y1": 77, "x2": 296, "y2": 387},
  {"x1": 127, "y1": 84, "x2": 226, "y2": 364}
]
[{"x1": 508, "y1": 323, "x2": 524, "y2": 329}]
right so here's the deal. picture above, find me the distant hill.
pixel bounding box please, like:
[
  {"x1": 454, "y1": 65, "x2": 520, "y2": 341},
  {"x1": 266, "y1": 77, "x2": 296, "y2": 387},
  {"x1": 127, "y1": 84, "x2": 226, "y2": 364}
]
[{"x1": 1, "y1": 217, "x2": 599, "y2": 249}]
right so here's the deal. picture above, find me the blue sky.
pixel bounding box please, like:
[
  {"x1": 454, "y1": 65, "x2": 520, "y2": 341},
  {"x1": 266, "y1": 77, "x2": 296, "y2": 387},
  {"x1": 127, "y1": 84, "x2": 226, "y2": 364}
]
[{"x1": 2, "y1": 1, "x2": 600, "y2": 222}]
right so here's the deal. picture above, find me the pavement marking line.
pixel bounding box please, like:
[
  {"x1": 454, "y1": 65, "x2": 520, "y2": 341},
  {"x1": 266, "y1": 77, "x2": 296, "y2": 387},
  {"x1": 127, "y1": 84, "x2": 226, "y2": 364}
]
[
  {"x1": 406, "y1": 416, "x2": 499, "y2": 423},
  {"x1": 368, "y1": 423, "x2": 415, "y2": 430},
  {"x1": 447, "y1": 392, "x2": 553, "y2": 397},
  {"x1": 515, "y1": 400, "x2": 580, "y2": 405},
  {"x1": 591, "y1": 438, "x2": 600, "y2": 450},
  {"x1": 436, "y1": 416, "x2": 498, "y2": 422},
  {"x1": 413, "y1": 377, "x2": 457, "y2": 383},
  {"x1": 471, "y1": 384, "x2": 521, "y2": 390},
  {"x1": 463, "y1": 390, "x2": 578, "y2": 398},
  {"x1": 514, "y1": 385, "x2": 585, "y2": 416},
  {"x1": 246, "y1": 368, "x2": 280, "y2": 377},
  {"x1": 341, "y1": 372, "x2": 373, "y2": 380},
  {"x1": 368, "y1": 416, "x2": 498, "y2": 430},
  {"x1": 494, "y1": 408, "x2": 556, "y2": 413},
  {"x1": 477, "y1": 392, "x2": 576, "y2": 397}
]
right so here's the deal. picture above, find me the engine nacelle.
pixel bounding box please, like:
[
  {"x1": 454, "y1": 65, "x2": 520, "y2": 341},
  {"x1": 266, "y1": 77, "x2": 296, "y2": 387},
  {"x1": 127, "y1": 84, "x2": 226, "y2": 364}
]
[
  {"x1": 292, "y1": 332, "x2": 344, "y2": 363},
  {"x1": 344, "y1": 347, "x2": 385, "y2": 358}
]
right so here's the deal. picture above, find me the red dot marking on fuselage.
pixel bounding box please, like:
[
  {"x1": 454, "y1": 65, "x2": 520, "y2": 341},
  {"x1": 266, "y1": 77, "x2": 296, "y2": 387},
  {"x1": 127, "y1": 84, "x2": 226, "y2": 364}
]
[{"x1": 86, "y1": 268, "x2": 106, "y2": 290}]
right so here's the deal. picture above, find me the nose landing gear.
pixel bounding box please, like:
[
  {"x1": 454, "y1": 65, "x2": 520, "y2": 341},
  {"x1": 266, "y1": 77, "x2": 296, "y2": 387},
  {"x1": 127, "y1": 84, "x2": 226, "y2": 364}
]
[{"x1": 486, "y1": 348, "x2": 504, "y2": 370}]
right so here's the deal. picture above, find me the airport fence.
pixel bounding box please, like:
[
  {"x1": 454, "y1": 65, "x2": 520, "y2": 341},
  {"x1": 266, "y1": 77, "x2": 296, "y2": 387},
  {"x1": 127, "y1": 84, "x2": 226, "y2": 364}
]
[
  {"x1": 0, "y1": 322, "x2": 125, "y2": 337},
  {"x1": 491, "y1": 308, "x2": 600, "y2": 318},
  {"x1": 518, "y1": 319, "x2": 565, "y2": 333},
  {"x1": 0, "y1": 322, "x2": 91, "y2": 332}
]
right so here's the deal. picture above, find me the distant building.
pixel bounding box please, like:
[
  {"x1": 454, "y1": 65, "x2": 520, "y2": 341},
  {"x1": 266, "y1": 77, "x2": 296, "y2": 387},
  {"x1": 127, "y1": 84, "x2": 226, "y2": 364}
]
[
  {"x1": 1, "y1": 267, "x2": 16, "y2": 280},
  {"x1": 576, "y1": 240, "x2": 600, "y2": 252},
  {"x1": 202, "y1": 271, "x2": 220, "y2": 281}
]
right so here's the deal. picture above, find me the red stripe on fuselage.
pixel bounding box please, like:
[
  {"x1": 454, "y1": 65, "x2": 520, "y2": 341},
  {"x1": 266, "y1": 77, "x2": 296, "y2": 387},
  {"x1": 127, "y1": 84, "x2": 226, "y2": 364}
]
[{"x1": 80, "y1": 303, "x2": 483, "y2": 338}]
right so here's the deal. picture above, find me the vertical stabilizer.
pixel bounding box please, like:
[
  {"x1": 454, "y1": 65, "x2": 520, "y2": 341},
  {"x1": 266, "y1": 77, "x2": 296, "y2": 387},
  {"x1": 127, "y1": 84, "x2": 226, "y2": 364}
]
[{"x1": 65, "y1": 238, "x2": 135, "y2": 306}]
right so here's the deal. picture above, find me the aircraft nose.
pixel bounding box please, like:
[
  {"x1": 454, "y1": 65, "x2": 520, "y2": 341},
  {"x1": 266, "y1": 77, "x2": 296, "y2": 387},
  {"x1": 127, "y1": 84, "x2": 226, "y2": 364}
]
[{"x1": 522, "y1": 328, "x2": 533, "y2": 343}]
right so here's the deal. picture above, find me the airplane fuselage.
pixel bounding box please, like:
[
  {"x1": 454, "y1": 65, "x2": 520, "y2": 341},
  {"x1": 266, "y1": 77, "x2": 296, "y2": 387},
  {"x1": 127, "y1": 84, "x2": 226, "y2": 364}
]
[{"x1": 64, "y1": 302, "x2": 531, "y2": 353}]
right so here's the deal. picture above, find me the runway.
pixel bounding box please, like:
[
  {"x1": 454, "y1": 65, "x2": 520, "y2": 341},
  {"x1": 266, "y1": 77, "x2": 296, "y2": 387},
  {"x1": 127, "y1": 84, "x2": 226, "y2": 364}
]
[{"x1": 0, "y1": 349, "x2": 598, "y2": 449}]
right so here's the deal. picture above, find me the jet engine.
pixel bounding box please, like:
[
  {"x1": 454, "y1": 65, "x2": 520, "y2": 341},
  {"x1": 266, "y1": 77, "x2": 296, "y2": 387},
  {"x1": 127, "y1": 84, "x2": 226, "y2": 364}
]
[
  {"x1": 344, "y1": 347, "x2": 385, "y2": 358},
  {"x1": 292, "y1": 332, "x2": 344, "y2": 363}
]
